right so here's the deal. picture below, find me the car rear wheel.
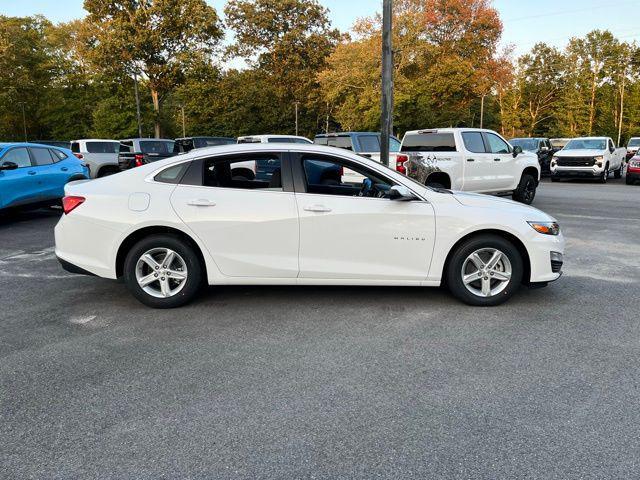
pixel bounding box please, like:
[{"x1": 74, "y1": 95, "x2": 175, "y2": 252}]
[
  {"x1": 614, "y1": 164, "x2": 623, "y2": 179},
  {"x1": 446, "y1": 234, "x2": 523, "y2": 306},
  {"x1": 512, "y1": 173, "x2": 537, "y2": 204},
  {"x1": 123, "y1": 234, "x2": 203, "y2": 308}
]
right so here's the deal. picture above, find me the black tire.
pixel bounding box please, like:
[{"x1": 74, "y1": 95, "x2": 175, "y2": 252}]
[
  {"x1": 627, "y1": 175, "x2": 634, "y2": 185},
  {"x1": 614, "y1": 164, "x2": 623, "y2": 179},
  {"x1": 446, "y1": 234, "x2": 524, "y2": 307},
  {"x1": 599, "y1": 165, "x2": 609, "y2": 183},
  {"x1": 512, "y1": 173, "x2": 537, "y2": 204},
  {"x1": 123, "y1": 234, "x2": 203, "y2": 308},
  {"x1": 551, "y1": 175, "x2": 560, "y2": 183}
]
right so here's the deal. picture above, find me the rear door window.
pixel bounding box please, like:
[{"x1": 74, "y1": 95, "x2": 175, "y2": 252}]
[
  {"x1": 30, "y1": 147, "x2": 54, "y2": 166},
  {"x1": 314, "y1": 137, "x2": 329, "y2": 146},
  {"x1": 71, "y1": 142, "x2": 80, "y2": 153},
  {"x1": 358, "y1": 135, "x2": 381, "y2": 152},
  {"x1": 326, "y1": 136, "x2": 354, "y2": 150},
  {"x1": 86, "y1": 142, "x2": 119, "y2": 154},
  {"x1": 2, "y1": 147, "x2": 32, "y2": 167},
  {"x1": 401, "y1": 133, "x2": 456, "y2": 152},
  {"x1": 462, "y1": 132, "x2": 486, "y2": 153}
]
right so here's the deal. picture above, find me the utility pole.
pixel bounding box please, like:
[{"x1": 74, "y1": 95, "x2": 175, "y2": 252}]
[
  {"x1": 326, "y1": 102, "x2": 330, "y2": 134},
  {"x1": 19, "y1": 102, "x2": 27, "y2": 142},
  {"x1": 295, "y1": 102, "x2": 299, "y2": 137},
  {"x1": 380, "y1": 0, "x2": 393, "y2": 168},
  {"x1": 180, "y1": 105, "x2": 186, "y2": 138},
  {"x1": 133, "y1": 71, "x2": 143, "y2": 138},
  {"x1": 618, "y1": 70, "x2": 626, "y2": 148},
  {"x1": 480, "y1": 94, "x2": 486, "y2": 129}
]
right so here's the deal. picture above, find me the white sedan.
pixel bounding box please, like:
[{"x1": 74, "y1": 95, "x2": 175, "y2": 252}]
[{"x1": 55, "y1": 144, "x2": 564, "y2": 308}]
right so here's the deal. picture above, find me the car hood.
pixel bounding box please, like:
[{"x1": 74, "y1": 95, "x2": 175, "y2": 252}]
[
  {"x1": 452, "y1": 191, "x2": 556, "y2": 221},
  {"x1": 556, "y1": 149, "x2": 604, "y2": 157}
]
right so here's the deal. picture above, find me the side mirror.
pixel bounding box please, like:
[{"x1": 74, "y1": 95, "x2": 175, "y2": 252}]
[
  {"x1": 512, "y1": 145, "x2": 523, "y2": 157},
  {"x1": 540, "y1": 146, "x2": 549, "y2": 152},
  {"x1": 389, "y1": 185, "x2": 417, "y2": 201},
  {"x1": 0, "y1": 161, "x2": 18, "y2": 171}
]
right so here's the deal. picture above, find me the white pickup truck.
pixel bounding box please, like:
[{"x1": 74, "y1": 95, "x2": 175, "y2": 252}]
[
  {"x1": 70, "y1": 139, "x2": 121, "y2": 178},
  {"x1": 550, "y1": 137, "x2": 625, "y2": 183},
  {"x1": 396, "y1": 128, "x2": 541, "y2": 204}
]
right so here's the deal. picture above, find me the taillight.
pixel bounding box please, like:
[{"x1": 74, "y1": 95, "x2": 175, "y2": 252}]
[
  {"x1": 73, "y1": 153, "x2": 84, "y2": 160},
  {"x1": 396, "y1": 154, "x2": 409, "y2": 174},
  {"x1": 62, "y1": 196, "x2": 85, "y2": 214},
  {"x1": 134, "y1": 154, "x2": 144, "y2": 167}
]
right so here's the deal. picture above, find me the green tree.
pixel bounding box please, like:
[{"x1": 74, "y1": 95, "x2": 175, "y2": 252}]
[
  {"x1": 83, "y1": 0, "x2": 224, "y2": 138},
  {"x1": 225, "y1": 0, "x2": 341, "y2": 136}
]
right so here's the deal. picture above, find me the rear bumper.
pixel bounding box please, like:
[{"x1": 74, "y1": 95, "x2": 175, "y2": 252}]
[{"x1": 57, "y1": 255, "x2": 96, "y2": 276}]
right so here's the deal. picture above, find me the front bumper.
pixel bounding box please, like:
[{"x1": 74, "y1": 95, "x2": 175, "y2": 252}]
[
  {"x1": 551, "y1": 166, "x2": 603, "y2": 178},
  {"x1": 526, "y1": 231, "x2": 565, "y2": 284}
]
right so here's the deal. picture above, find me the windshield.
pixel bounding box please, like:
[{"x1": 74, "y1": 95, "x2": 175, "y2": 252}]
[
  {"x1": 564, "y1": 139, "x2": 607, "y2": 150},
  {"x1": 86, "y1": 141, "x2": 119, "y2": 154},
  {"x1": 140, "y1": 140, "x2": 174, "y2": 154},
  {"x1": 509, "y1": 139, "x2": 538, "y2": 151},
  {"x1": 628, "y1": 138, "x2": 640, "y2": 147}
]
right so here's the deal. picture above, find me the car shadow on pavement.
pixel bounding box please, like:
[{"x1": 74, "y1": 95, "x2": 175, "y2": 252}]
[{"x1": 0, "y1": 208, "x2": 61, "y2": 229}]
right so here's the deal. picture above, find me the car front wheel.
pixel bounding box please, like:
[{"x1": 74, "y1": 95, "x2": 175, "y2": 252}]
[
  {"x1": 123, "y1": 234, "x2": 203, "y2": 308},
  {"x1": 512, "y1": 173, "x2": 537, "y2": 204},
  {"x1": 446, "y1": 234, "x2": 524, "y2": 306}
]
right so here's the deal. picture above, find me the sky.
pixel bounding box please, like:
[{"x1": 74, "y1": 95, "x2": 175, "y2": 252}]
[{"x1": 2, "y1": 0, "x2": 640, "y2": 56}]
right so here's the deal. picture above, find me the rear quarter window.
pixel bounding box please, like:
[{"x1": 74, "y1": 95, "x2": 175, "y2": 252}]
[
  {"x1": 401, "y1": 133, "x2": 457, "y2": 152},
  {"x1": 154, "y1": 163, "x2": 189, "y2": 184}
]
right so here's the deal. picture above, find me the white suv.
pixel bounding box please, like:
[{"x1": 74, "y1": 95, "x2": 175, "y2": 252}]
[
  {"x1": 397, "y1": 128, "x2": 541, "y2": 204},
  {"x1": 70, "y1": 139, "x2": 121, "y2": 178}
]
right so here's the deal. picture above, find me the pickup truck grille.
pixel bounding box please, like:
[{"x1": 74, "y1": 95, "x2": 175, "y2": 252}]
[{"x1": 557, "y1": 157, "x2": 596, "y2": 167}]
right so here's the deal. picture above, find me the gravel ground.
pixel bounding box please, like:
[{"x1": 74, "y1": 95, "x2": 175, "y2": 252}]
[{"x1": 1, "y1": 177, "x2": 639, "y2": 479}]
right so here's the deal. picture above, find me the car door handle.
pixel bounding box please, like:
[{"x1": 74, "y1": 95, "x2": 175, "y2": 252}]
[
  {"x1": 61, "y1": 167, "x2": 68, "y2": 171},
  {"x1": 494, "y1": 158, "x2": 501, "y2": 162},
  {"x1": 467, "y1": 158, "x2": 475, "y2": 162},
  {"x1": 28, "y1": 171, "x2": 37, "y2": 175},
  {"x1": 187, "y1": 199, "x2": 216, "y2": 207},
  {"x1": 304, "y1": 205, "x2": 332, "y2": 213}
]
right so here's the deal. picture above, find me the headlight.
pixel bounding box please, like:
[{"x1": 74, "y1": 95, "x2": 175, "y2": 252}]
[
  {"x1": 630, "y1": 160, "x2": 640, "y2": 168},
  {"x1": 528, "y1": 221, "x2": 561, "y2": 236},
  {"x1": 552, "y1": 156, "x2": 559, "y2": 162},
  {"x1": 593, "y1": 156, "x2": 604, "y2": 162}
]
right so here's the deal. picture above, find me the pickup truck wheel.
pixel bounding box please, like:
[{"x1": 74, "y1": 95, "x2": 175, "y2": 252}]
[
  {"x1": 614, "y1": 164, "x2": 623, "y2": 179},
  {"x1": 627, "y1": 175, "x2": 634, "y2": 185},
  {"x1": 599, "y1": 167, "x2": 609, "y2": 183},
  {"x1": 123, "y1": 234, "x2": 203, "y2": 309},
  {"x1": 512, "y1": 174, "x2": 536, "y2": 204},
  {"x1": 446, "y1": 234, "x2": 523, "y2": 306}
]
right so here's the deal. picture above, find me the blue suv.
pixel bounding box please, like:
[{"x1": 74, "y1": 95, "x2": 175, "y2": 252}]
[{"x1": 0, "y1": 143, "x2": 89, "y2": 211}]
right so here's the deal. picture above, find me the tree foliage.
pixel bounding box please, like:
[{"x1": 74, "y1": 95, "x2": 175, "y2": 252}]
[{"x1": 1, "y1": 2, "x2": 640, "y2": 145}]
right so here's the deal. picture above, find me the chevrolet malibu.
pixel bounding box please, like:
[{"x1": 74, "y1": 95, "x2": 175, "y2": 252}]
[{"x1": 55, "y1": 144, "x2": 564, "y2": 308}]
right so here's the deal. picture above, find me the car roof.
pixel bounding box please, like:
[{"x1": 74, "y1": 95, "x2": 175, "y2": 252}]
[
  {"x1": 570, "y1": 136, "x2": 609, "y2": 140},
  {"x1": 404, "y1": 128, "x2": 494, "y2": 135},
  {"x1": 237, "y1": 134, "x2": 310, "y2": 140},
  {"x1": 120, "y1": 138, "x2": 175, "y2": 142},
  {"x1": 71, "y1": 138, "x2": 120, "y2": 143},
  {"x1": 0, "y1": 142, "x2": 70, "y2": 150}
]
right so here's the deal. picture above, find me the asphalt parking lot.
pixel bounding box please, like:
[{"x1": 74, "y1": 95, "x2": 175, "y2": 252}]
[{"x1": 1, "y1": 177, "x2": 639, "y2": 479}]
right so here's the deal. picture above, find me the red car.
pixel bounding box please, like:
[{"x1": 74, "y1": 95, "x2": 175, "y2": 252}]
[{"x1": 627, "y1": 155, "x2": 640, "y2": 185}]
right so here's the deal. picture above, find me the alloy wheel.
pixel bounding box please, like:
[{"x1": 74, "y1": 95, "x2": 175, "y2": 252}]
[
  {"x1": 135, "y1": 248, "x2": 188, "y2": 298},
  {"x1": 461, "y1": 248, "x2": 512, "y2": 298}
]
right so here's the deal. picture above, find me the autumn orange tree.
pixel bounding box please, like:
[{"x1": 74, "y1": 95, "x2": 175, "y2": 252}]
[{"x1": 319, "y1": 0, "x2": 504, "y2": 134}]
